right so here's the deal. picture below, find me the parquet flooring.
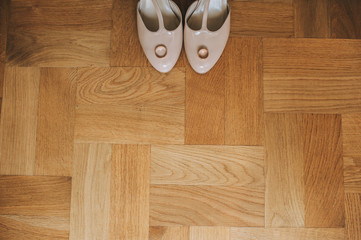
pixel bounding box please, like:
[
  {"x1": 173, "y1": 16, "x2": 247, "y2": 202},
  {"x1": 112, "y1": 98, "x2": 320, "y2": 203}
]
[{"x1": 0, "y1": 0, "x2": 360, "y2": 239}]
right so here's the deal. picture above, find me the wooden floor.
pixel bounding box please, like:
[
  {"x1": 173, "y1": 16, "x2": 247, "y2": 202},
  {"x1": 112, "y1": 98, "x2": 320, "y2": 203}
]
[{"x1": 0, "y1": 0, "x2": 360, "y2": 239}]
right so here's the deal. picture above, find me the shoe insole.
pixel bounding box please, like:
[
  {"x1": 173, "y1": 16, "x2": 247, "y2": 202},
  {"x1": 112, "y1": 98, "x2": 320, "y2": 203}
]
[
  {"x1": 187, "y1": 0, "x2": 228, "y2": 31},
  {"x1": 139, "y1": 0, "x2": 180, "y2": 31}
]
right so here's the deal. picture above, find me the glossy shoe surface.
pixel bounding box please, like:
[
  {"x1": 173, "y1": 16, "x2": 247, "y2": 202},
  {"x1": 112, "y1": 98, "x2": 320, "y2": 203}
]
[
  {"x1": 184, "y1": 0, "x2": 230, "y2": 74},
  {"x1": 137, "y1": 0, "x2": 183, "y2": 73}
]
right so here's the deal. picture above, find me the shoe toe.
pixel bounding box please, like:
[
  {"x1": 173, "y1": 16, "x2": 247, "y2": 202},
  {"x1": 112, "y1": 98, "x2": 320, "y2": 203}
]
[
  {"x1": 148, "y1": 36, "x2": 182, "y2": 73},
  {"x1": 152, "y1": 59, "x2": 176, "y2": 73},
  {"x1": 186, "y1": 46, "x2": 218, "y2": 74},
  {"x1": 184, "y1": 2, "x2": 230, "y2": 74},
  {"x1": 137, "y1": 1, "x2": 182, "y2": 73}
]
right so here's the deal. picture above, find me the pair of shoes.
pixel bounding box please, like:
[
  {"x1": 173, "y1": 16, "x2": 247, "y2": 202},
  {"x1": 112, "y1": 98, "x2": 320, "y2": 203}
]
[{"x1": 137, "y1": 0, "x2": 230, "y2": 74}]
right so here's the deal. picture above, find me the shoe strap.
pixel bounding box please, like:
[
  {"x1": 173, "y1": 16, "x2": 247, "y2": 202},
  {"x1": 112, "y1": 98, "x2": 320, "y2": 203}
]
[
  {"x1": 152, "y1": 0, "x2": 165, "y2": 29},
  {"x1": 201, "y1": 0, "x2": 210, "y2": 30}
]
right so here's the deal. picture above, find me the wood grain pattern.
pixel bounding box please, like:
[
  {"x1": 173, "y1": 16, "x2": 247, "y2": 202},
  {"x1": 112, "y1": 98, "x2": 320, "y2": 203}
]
[
  {"x1": 70, "y1": 143, "x2": 112, "y2": 240},
  {"x1": 344, "y1": 157, "x2": 361, "y2": 193},
  {"x1": 76, "y1": 67, "x2": 184, "y2": 106},
  {"x1": 0, "y1": 67, "x2": 40, "y2": 175},
  {"x1": 7, "y1": 0, "x2": 112, "y2": 66},
  {"x1": 304, "y1": 114, "x2": 344, "y2": 227},
  {"x1": 151, "y1": 145, "x2": 264, "y2": 187},
  {"x1": 265, "y1": 113, "x2": 345, "y2": 228},
  {"x1": 0, "y1": 215, "x2": 69, "y2": 240},
  {"x1": 1, "y1": 215, "x2": 69, "y2": 232},
  {"x1": 265, "y1": 113, "x2": 305, "y2": 227},
  {"x1": 0, "y1": 0, "x2": 359, "y2": 238},
  {"x1": 0, "y1": 1, "x2": 8, "y2": 47},
  {"x1": 230, "y1": 228, "x2": 345, "y2": 240},
  {"x1": 9, "y1": 0, "x2": 110, "y2": 7},
  {"x1": 75, "y1": 67, "x2": 184, "y2": 144},
  {"x1": 345, "y1": 193, "x2": 361, "y2": 240},
  {"x1": 0, "y1": 176, "x2": 71, "y2": 217},
  {"x1": 190, "y1": 227, "x2": 230, "y2": 240},
  {"x1": 0, "y1": 0, "x2": 9, "y2": 97},
  {"x1": 330, "y1": 0, "x2": 361, "y2": 39},
  {"x1": 75, "y1": 104, "x2": 184, "y2": 144},
  {"x1": 35, "y1": 68, "x2": 76, "y2": 176},
  {"x1": 294, "y1": 0, "x2": 330, "y2": 38},
  {"x1": 263, "y1": 38, "x2": 361, "y2": 113},
  {"x1": 185, "y1": 56, "x2": 225, "y2": 145},
  {"x1": 225, "y1": 37, "x2": 264, "y2": 146},
  {"x1": 343, "y1": 114, "x2": 361, "y2": 158},
  {"x1": 110, "y1": 0, "x2": 148, "y2": 67},
  {"x1": 110, "y1": 145, "x2": 150, "y2": 240},
  {"x1": 9, "y1": 0, "x2": 112, "y2": 31},
  {"x1": 150, "y1": 226, "x2": 189, "y2": 240},
  {"x1": 232, "y1": 0, "x2": 292, "y2": 2},
  {"x1": 343, "y1": 114, "x2": 361, "y2": 193},
  {"x1": 150, "y1": 185, "x2": 264, "y2": 226},
  {"x1": 230, "y1": 1, "x2": 293, "y2": 37},
  {"x1": 0, "y1": 63, "x2": 4, "y2": 98},
  {"x1": 0, "y1": 0, "x2": 9, "y2": 62},
  {"x1": 7, "y1": 30, "x2": 110, "y2": 67}
]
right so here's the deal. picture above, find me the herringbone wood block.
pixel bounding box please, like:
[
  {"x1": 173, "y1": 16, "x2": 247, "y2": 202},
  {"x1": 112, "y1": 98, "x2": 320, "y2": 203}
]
[
  {"x1": 0, "y1": 176, "x2": 71, "y2": 239},
  {"x1": 1, "y1": 0, "x2": 360, "y2": 239},
  {"x1": 7, "y1": 0, "x2": 112, "y2": 67}
]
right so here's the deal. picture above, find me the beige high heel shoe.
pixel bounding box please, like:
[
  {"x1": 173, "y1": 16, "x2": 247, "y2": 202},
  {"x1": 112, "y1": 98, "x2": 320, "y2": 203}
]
[
  {"x1": 184, "y1": 0, "x2": 230, "y2": 74},
  {"x1": 137, "y1": 0, "x2": 183, "y2": 73}
]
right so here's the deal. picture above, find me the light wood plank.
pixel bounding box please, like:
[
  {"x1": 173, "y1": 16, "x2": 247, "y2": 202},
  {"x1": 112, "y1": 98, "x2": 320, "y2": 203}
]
[
  {"x1": 265, "y1": 113, "x2": 305, "y2": 227},
  {"x1": 150, "y1": 226, "x2": 189, "y2": 240},
  {"x1": 0, "y1": 176, "x2": 71, "y2": 217},
  {"x1": 0, "y1": 67, "x2": 40, "y2": 175},
  {"x1": 345, "y1": 193, "x2": 361, "y2": 240},
  {"x1": 185, "y1": 56, "x2": 225, "y2": 145},
  {"x1": 263, "y1": 38, "x2": 361, "y2": 113},
  {"x1": 35, "y1": 68, "x2": 76, "y2": 176},
  {"x1": 75, "y1": 104, "x2": 184, "y2": 144},
  {"x1": 0, "y1": 63, "x2": 4, "y2": 98},
  {"x1": 230, "y1": 228, "x2": 345, "y2": 240},
  {"x1": 75, "y1": 67, "x2": 184, "y2": 144},
  {"x1": 330, "y1": 0, "x2": 361, "y2": 39},
  {"x1": 9, "y1": 0, "x2": 110, "y2": 7},
  {"x1": 0, "y1": 0, "x2": 9, "y2": 62},
  {"x1": 304, "y1": 114, "x2": 344, "y2": 227},
  {"x1": 0, "y1": 215, "x2": 69, "y2": 240},
  {"x1": 1, "y1": 215, "x2": 69, "y2": 232},
  {"x1": 190, "y1": 227, "x2": 230, "y2": 240},
  {"x1": 110, "y1": 145, "x2": 150, "y2": 240},
  {"x1": 70, "y1": 143, "x2": 112, "y2": 240},
  {"x1": 265, "y1": 113, "x2": 345, "y2": 228},
  {"x1": 110, "y1": 0, "x2": 148, "y2": 67},
  {"x1": 76, "y1": 67, "x2": 184, "y2": 106},
  {"x1": 0, "y1": 0, "x2": 9, "y2": 97},
  {"x1": 7, "y1": 30, "x2": 110, "y2": 67},
  {"x1": 7, "y1": 0, "x2": 112, "y2": 67},
  {"x1": 150, "y1": 185, "x2": 264, "y2": 227},
  {"x1": 344, "y1": 157, "x2": 361, "y2": 193},
  {"x1": 9, "y1": 0, "x2": 112, "y2": 31},
  {"x1": 343, "y1": 114, "x2": 361, "y2": 158},
  {"x1": 232, "y1": 0, "x2": 292, "y2": 2},
  {"x1": 225, "y1": 37, "x2": 264, "y2": 145},
  {"x1": 343, "y1": 114, "x2": 361, "y2": 193},
  {"x1": 151, "y1": 145, "x2": 264, "y2": 187},
  {"x1": 230, "y1": 1, "x2": 293, "y2": 37},
  {"x1": 294, "y1": 0, "x2": 330, "y2": 38}
]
